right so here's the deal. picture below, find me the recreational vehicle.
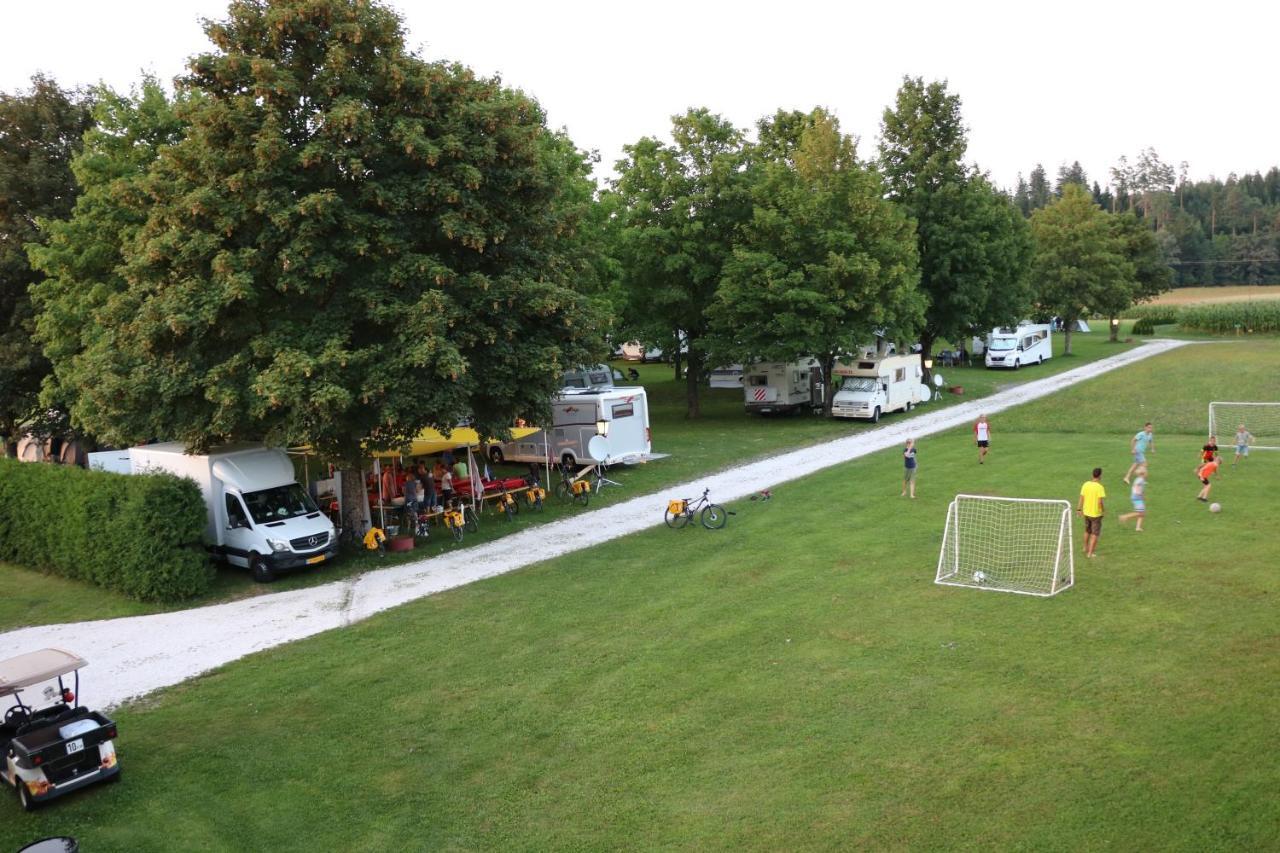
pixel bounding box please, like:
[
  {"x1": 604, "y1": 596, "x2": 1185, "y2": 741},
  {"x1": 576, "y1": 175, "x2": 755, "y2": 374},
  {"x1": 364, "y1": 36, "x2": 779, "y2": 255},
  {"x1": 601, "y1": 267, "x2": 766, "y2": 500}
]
[
  {"x1": 984, "y1": 323, "x2": 1053, "y2": 369},
  {"x1": 831, "y1": 354, "x2": 925, "y2": 422},
  {"x1": 561, "y1": 364, "x2": 624, "y2": 390},
  {"x1": 92, "y1": 443, "x2": 337, "y2": 582},
  {"x1": 620, "y1": 341, "x2": 664, "y2": 362},
  {"x1": 743, "y1": 359, "x2": 824, "y2": 415},
  {"x1": 490, "y1": 387, "x2": 652, "y2": 468},
  {"x1": 708, "y1": 365, "x2": 744, "y2": 389}
]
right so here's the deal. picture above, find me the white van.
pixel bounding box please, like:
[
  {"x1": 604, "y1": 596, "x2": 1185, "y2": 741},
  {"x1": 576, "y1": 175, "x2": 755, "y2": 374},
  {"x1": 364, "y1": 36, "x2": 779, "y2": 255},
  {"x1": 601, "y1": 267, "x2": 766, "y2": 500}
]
[
  {"x1": 984, "y1": 323, "x2": 1053, "y2": 369},
  {"x1": 490, "y1": 387, "x2": 652, "y2": 468},
  {"x1": 831, "y1": 354, "x2": 925, "y2": 422},
  {"x1": 100, "y1": 443, "x2": 337, "y2": 582},
  {"x1": 744, "y1": 359, "x2": 824, "y2": 415}
]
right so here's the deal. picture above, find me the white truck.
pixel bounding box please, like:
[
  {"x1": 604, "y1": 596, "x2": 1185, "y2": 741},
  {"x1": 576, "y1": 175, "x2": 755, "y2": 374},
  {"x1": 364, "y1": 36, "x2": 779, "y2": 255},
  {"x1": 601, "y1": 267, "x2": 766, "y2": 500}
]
[
  {"x1": 984, "y1": 323, "x2": 1053, "y2": 369},
  {"x1": 91, "y1": 443, "x2": 337, "y2": 582},
  {"x1": 744, "y1": 359, "x2": 824, "y2": 415},
  {"x1": 489, "y1": 387, "x2": 652, "y2": 468},
  {"x1": 830, "y1": 354, "x2": 925, "y2": 422}
]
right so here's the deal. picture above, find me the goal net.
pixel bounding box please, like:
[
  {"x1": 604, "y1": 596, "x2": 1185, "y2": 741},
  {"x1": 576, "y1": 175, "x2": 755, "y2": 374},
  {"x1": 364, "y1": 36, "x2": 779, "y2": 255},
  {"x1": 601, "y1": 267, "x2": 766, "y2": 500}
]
[
  {"x1": 1209, "y1": 402, "x2": 1280, "y2": 450},
  {"x1": 935, "y1": 494, "x2": 1073, "y2": 597}
]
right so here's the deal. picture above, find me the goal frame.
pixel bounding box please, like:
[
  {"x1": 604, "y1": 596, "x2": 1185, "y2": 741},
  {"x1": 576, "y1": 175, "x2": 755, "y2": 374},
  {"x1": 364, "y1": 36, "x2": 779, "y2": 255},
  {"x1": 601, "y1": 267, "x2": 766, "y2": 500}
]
[
  {"x1": 1208, "y1": 402, "x2": 1280, "y2": 450},
  {"x1": 935, "y1": 494, "x2": 1074, "y2": 597}
]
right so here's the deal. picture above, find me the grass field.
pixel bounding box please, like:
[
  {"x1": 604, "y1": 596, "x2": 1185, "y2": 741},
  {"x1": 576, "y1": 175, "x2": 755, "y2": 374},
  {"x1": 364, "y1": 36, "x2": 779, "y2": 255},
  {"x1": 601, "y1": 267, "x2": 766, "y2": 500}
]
[
  {"x1": 1148, "y1": 285, "x2": 1280, "y2": 306},
  {"x1": 0, "y1": 328, "x2": 1147, "y2": 631},
  {"x1": 3, "y1": 340, "x2": 1277, "y2": 850}
]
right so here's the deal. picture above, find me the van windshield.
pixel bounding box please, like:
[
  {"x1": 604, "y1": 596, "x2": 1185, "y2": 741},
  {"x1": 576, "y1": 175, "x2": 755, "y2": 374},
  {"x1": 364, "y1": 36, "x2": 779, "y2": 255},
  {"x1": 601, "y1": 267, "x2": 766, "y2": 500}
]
[
  {"x1": 243, "y1": 483, "x2": 318, "y2": 525},
  {"x1": 840, "y1": 377, "x2": 877, "y2": 393},
  {"x1": 990, "y1": 336, "x2": 1018, "y2": 351}
]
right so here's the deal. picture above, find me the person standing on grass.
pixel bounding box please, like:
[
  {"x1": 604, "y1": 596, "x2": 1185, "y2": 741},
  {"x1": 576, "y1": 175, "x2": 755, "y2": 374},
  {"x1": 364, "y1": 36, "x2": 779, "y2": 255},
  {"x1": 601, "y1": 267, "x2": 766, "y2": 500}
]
[
  {"x1": 1125, "y1": 422, "x2": 1155, "y2": 484},
  {"x1": 1202, "y1": 435, "x2": 1220, "y2": 465},
  {"x1": 1076, "y1": 467, "x2": 1106, "y2": 558},
  {"x1": 1195, "y1": 456, "x2": 1220, "y2": 502},
  {"x1": 901, "y1": 438, "x2": 918, "y2": 498},
  {"x1": 1118, "y1": 463, "x2": 1147, "y2": 532},
  {"x1": 1233, "y1": 424, "x2": 1254, "y2": 466},
  {"x1": 974, "y1": 414, "x2": 991, "y2": 464}
]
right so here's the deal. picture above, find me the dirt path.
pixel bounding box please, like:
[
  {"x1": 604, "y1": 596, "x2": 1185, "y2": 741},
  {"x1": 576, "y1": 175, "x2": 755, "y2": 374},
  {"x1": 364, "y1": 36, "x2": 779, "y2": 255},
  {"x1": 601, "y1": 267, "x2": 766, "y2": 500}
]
[{"x1": 0, "y1": 339, "x2": 1191, "y2": 708}]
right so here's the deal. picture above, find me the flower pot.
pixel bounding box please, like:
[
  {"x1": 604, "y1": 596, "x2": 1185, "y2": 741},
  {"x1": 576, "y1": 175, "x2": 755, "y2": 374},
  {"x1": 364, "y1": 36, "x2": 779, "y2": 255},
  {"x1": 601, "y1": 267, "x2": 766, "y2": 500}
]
[
  {"x1": 949, "y1": 386, "x2": 964, "y2": 395},
  {"x1": 387, "y1": 535, "x2": 415, "y2": 553}
]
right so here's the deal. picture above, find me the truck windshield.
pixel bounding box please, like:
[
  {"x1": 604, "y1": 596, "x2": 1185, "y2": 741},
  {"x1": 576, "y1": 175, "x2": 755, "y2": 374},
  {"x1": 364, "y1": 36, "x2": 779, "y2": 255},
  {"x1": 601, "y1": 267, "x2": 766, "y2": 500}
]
[
  {"x1": 243, "y1": 483, "x2": 318, "y2": 524},
  {"x1": 840, "y1": 377, "x2": 877, "y2": 393},
  {"x1": 990, "y1": 336, "x2": 1018, "y2": 351}
]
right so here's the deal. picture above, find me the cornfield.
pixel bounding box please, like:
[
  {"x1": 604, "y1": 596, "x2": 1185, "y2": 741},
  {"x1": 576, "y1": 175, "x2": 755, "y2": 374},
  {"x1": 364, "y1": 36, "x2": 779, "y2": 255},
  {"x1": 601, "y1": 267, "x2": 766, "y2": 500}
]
[{"x1": 1127, "y1": 301, "x2": 1280, "y2": 334}]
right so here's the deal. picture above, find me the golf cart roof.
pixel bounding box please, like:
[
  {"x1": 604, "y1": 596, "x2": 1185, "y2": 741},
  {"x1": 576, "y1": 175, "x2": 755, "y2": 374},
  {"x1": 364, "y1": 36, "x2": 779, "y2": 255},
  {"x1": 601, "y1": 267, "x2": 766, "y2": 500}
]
[{"x1": 0, "y1": 649, "x2": 87, "y2": 697}]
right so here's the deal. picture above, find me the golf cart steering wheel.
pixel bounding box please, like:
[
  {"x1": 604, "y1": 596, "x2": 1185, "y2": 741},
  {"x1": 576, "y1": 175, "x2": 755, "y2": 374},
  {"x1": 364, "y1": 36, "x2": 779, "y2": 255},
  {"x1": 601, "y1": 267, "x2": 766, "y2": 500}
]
[{"x1": 4, "y1": 704, "x2": 29, "y2": 726}]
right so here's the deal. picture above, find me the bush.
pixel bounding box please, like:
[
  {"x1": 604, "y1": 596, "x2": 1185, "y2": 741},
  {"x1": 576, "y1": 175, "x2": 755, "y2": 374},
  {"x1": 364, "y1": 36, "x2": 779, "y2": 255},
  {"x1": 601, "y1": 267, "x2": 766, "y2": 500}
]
[
  {"x1": 1132, "y1": 318, "x2": 1157, "y2": 335},
  {"x1": 1128, "y1": 305, "x2": 1182, "y2": 327},
  {"x1": 0, "y1": 458, "x2": 212, "y2": 601}
]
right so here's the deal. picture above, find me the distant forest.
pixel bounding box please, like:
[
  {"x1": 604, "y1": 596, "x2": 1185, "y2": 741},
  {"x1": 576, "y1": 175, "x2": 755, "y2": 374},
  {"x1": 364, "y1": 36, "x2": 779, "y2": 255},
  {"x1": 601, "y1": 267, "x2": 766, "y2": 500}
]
[{"x1": 1011, "y1": 148, "x2": 1280, "y2": 285}]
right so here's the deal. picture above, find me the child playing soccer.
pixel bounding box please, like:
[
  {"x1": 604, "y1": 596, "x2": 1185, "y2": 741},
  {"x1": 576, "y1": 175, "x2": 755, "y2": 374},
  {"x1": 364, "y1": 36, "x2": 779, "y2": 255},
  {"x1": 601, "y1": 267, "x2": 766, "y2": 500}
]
[
  {"x1": 974, "y1": 415, "x2": 991, "y2": 464},
  {"x1": 1201, "y1": 435, "x2": 1219, "y2": 465},
  {"x1": 1118, "y1": 464, "x2": 1147, "y2": 531},
  {"x1": 1195, "y1": 457, "x2": 1220, "y2": 502},
  {"x1": 1233, "y1": 424, "x2": 1253, "y2": 466}
]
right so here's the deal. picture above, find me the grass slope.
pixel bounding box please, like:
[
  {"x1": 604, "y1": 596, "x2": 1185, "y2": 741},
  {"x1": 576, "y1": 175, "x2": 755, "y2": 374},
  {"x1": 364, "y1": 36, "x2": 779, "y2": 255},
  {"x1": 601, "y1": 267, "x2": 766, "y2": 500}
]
[
  {"x1": 2, "y1": 341, "x2": 1277, "y2": 850},
  {"x1": 1, "y1": 331, "x2": 1146, "y2": 631}
]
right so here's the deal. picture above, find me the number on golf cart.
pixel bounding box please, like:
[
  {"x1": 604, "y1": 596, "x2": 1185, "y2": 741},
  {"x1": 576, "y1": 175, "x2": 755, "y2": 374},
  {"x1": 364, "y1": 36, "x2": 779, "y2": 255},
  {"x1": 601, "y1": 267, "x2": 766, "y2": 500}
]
[{"x1": 66, "y1": 738, "x2": 84, "y2": 755}]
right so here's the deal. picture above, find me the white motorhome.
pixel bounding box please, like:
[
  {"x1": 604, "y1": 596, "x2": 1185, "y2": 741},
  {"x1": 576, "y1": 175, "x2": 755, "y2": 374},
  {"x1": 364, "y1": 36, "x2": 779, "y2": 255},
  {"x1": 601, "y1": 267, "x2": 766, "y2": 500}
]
[
  {"x1": 831, "y1": 354, "x2": 925, "y2": 422},
  {"x1": 99, "y1": 443, "x2": 336, "y2": 582},
  {"x1": 561, "y1": 364, "x2": 623, "y2": 390},
  {"x1": 984, "y1": 323, "x2": 1053, "y2": 369},
  {"x1": 620, "y1": 341, "x2": 664, "y2": 362},
  {"x1": 708, "y1": 365, "x2": 744, "y2": 389},
  {"x1": 490, "y1": 387, "x2": 652, "y2": 468},
  {"x1": 744, "y1": 359, "x2": 824, "y2": 415}
]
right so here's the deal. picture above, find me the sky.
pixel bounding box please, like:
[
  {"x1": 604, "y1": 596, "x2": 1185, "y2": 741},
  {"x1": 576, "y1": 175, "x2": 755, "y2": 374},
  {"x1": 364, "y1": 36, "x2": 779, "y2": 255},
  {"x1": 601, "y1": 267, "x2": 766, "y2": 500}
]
[{"x1": 3, "y1": 0, "x2": 1277, "y2": 192}]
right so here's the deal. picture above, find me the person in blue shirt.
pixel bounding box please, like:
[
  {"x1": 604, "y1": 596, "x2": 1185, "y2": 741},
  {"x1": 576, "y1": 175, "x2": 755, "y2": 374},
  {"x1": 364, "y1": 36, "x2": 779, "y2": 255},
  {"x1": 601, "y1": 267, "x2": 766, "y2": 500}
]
[{"x1": 1125, "y1": 422, "x2": 1154, "y2": 484}]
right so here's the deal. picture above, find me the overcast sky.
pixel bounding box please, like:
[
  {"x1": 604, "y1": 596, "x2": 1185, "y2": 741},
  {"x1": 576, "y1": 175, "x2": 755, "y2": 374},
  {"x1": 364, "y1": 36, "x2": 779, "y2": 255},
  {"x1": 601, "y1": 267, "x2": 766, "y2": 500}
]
[{"x1": 3, "y1": 0, "x2": 1276, "y2": 192}]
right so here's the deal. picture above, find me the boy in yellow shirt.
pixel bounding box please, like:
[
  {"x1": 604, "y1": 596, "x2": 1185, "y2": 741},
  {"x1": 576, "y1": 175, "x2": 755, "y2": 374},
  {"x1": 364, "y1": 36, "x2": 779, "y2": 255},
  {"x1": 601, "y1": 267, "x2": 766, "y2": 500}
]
[{"x1": 1076, "y1": 467, "x2": 1106, "y2": 558}]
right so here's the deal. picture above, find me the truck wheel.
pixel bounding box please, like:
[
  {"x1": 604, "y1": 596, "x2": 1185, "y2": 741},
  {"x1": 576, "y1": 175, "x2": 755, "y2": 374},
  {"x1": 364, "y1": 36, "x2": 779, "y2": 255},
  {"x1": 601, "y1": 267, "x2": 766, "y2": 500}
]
[
  {"x1": 489, "y1": 446, "x2": 504, "y2": 464},
  {"x1": 561, "y1": 452, "x2": 576, "y2": 468},
  {"x1": 1013, "y1": 359, "x2": 1021, "y2": 370},
  {"x1": 871, "y1": 407, "x2": 880, "y2": 424},
  {"x1": 250, "y1": 553, "x2": 275, "y2": 583},
  {"x1": 906, "y1": 401, "x2": 914, "y2": 412}
]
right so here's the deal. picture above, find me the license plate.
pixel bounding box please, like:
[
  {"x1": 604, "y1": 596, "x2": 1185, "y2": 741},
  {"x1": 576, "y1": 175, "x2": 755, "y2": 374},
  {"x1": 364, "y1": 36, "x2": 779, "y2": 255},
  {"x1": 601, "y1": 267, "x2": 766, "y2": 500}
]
[
  {"x1": 306, "y1": 555, "x2": 325, "y2": 565},
  {"x1": 66, "y1": 738, "x2": 83, "y2": 755}
]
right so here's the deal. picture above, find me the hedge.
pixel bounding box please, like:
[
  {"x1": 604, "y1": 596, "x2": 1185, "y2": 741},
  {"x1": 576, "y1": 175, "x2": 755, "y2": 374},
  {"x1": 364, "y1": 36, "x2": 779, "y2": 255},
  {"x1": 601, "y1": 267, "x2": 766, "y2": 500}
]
[{"x1": 0, "y1": 457, "x2": 213, "y2": 601}]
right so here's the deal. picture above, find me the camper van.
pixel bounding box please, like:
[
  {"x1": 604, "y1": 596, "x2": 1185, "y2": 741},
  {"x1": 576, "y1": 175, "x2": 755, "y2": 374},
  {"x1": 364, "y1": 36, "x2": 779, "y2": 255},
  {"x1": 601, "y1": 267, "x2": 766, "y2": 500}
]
[
  {"x1": 92, "y1": 443, "x2": 336, "y2": 582},
  {"x1": 561, "y1": 364, "x2": 623, "y2": 390},
  {"x1": 744, "y1": 359, "x2": 824, "y2": 415},
  {"x1": 708, "y1": 365, "x2": 744, "y2": 389},
  {"x1": 984, "y1": 323, "x2": 1053, "y2": 369},
  {"x1": 490, "y1": 387, "x2": 652, "y2": 468},
  {"x1": 831, "y1": 354, "x2": 925, "y2": 422}
]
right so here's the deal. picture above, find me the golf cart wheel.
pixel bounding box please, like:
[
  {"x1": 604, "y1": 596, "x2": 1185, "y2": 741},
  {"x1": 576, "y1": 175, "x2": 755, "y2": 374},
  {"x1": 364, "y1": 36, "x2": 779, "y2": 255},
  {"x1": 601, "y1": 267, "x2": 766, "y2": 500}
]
[
  {"x1": 106, "y1": 768, "x2": 122, "y2": 784},
  {"x1": 250, "y1": 553, "x2": 275, "y2": 583},
  {"x1": 664, "y1": 508, "x2": 689, "y2": 529},
  {"x1": 701, "y1": 504, "x2": 728, "y2": 529},
  {"x1": 17, "y1": 780, "x2": 37, "y2": 811}
]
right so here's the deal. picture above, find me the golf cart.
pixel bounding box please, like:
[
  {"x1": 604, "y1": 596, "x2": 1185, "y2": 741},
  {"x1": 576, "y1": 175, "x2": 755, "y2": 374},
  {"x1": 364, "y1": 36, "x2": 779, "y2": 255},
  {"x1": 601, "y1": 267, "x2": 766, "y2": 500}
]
[{"x1": 2, "y1": 649, "x2": 120, "y2": 811}]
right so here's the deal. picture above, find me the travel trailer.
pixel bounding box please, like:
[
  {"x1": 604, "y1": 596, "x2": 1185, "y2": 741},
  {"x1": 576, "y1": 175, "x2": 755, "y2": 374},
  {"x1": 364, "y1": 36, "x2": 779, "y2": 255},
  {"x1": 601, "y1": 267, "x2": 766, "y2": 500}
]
[
  {"x1": 831, "y1": 354, "x2": 925, "y2": 422},
  {"x1": 743, "y1": 359, "x2": 824, "y2": 415},
  {"x1": 984, "y1": 323, "x2": 1053, "y2": 369},
  {"x1": 708, "y1": 365, "x2": 744, "y2": 389},
  {"x1": 490, "y1": 387, "x2": 652, "y2": 468},
  {"x1": 91, "y1": 443, "x2": 337, "y2": 582}
]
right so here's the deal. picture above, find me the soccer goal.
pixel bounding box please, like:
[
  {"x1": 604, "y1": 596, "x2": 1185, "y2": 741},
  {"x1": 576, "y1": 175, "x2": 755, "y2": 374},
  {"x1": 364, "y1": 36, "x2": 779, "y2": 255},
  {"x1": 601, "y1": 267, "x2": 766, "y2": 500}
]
[
  {"x1": 1208, "y1": 402, "x2": 1280, "y2": 450},
  {"x1": 935, "y1": 494, "x2": 1074, "y2": 597}
]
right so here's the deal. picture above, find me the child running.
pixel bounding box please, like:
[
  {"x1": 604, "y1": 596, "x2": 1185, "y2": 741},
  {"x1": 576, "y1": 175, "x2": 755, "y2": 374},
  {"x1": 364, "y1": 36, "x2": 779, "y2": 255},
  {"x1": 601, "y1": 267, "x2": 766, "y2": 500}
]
[
  {"x1": 1201, "y1": 435, "x2": 1219, "y2": 465},
  {"x1": 1118, "y1": 464, "x2": 1147, "y2": 531},
  {"x1": 974, "y1": 415, "x2": 991, "y2": 464},
  {"x1": 1125, "y1": 422, "x2": 1154, "y2": 484},
  {"x1": 1195, "y1": 456, "x2": 1220, "y2": 502},
  {"x1": 1233, "y1": 424, "x2": 1253, "y2": 466}
]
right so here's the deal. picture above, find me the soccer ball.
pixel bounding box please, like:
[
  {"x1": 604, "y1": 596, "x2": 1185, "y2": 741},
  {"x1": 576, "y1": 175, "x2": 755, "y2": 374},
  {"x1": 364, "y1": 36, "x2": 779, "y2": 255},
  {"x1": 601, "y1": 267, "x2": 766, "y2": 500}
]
[
  {"x1": 973, "y1": 571, "x2": 987, "y2": 583},
  {"x1": 1209, "y1": 502, "x2": 1222, "y2": 513}
]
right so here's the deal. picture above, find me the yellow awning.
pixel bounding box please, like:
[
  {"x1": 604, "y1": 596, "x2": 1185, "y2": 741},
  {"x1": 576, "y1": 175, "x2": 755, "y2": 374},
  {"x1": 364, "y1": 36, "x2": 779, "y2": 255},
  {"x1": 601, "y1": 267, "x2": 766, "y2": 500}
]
[{"x1": 369, "y1": 426, "x2": 541, "y2": 458}]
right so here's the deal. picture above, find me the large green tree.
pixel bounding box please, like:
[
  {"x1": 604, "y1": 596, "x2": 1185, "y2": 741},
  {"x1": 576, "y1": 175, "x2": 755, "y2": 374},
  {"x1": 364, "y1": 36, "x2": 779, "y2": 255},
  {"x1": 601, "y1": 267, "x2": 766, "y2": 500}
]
[
  {"x1": 1031, "y1": 185, "x2": 1133, "y2": 354},
  {"x1": 0, "y1": 74, "x2": 93, "y2": 456},
  {"x1": 708, "y1": 108, "x2": 922, "y2": 413},
  {"x1": 1104, "y1": 211, "x2": 1173, "y2": 339},
  {"x1": 611, "y1": 108, "x2": 752, "y2": 418},
  {"x1": 32, "y1": 0, "x2": 603, "y2": 528},
  {"x1": 878, "y1": 77, "x2": 1033, "y2": 376}
]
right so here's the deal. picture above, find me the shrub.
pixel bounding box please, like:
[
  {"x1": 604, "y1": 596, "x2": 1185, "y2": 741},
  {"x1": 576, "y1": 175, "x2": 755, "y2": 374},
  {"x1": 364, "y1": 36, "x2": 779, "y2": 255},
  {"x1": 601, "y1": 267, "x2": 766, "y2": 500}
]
[
  {"x1": 1128, "y1": 305, "x2": 1182, "y2": 327},
  {"x1": 1132, "y1": 318, "x2": 1156, "y2": 335},
  {"x1": 0, "y1": 458, "x2": 212, "y2": 601}
]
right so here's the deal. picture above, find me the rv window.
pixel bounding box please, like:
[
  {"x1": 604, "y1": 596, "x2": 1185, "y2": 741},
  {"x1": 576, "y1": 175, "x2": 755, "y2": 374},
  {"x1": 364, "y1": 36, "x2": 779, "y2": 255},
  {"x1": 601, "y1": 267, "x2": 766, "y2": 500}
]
[
  {"x1": 894, "y1": 368, "x2": 906, "y2": 382},
  {"x1": 749, "y1": 375, "x2": 768, "y2": 386},
  {"x1": 589, "y1": 372, "x2": 610, "y2": 385},
  {"x1": 612, "y1": 403, "x2": 634, "y2": 418},
  {"x1": 840, "y1": 377, "x2": 877, "y2": 393},
  {"x1": 564, "y1": 377, "x2": 586, "y2": 388},
  {"x1": 242, "y1": 483, "x2": 319, "y2": 525},
  {"x1": 990, "y1": 335, "x2": 1017, "y2": 351},
  {"x1": 225, "y1": 494, "x2": 250, "y2": 528}
]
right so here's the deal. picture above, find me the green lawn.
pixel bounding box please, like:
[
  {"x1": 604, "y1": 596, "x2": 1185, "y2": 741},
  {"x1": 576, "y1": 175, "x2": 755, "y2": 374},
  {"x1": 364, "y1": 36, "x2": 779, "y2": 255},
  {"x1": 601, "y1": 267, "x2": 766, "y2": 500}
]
[
  {"x1": 0, "y1": 328, "x2": 1150, "y2": 631},
  {"x1": 3, "y1": 339, "x2": 1277, "y2": 850}
]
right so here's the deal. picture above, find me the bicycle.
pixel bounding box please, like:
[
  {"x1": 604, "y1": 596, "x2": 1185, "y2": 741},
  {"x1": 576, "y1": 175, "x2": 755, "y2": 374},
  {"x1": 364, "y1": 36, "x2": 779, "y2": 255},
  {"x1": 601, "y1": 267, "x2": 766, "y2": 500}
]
[
  {"x1": 442, "y1": 498, "x2": 479, "y2": 542},
  {"x1": 524, "y1": 482, "x2": 546, "y2": 512},
  {"x1": 495, "y1": 490, "x2": 520, "y2": 521},
  {"x1": 664, "y1": 488, "x2": 730, "y2": 530},
  {"x1": 554, "y1": 463, "x2": 591, "y2": 507}
]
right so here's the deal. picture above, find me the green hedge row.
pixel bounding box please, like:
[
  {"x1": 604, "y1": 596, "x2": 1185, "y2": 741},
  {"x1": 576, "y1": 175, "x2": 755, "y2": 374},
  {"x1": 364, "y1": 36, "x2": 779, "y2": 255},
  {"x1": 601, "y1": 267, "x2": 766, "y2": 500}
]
[{"x1": 0, "y1": 457, "x2": 213, "y2": 601}]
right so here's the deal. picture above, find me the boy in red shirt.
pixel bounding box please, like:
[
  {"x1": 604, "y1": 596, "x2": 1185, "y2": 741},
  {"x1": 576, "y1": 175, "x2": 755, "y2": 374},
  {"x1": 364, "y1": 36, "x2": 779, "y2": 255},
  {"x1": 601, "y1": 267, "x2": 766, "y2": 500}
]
[{"x1": 1195, "y1": 457, "x2": 1220, "y2": 502}]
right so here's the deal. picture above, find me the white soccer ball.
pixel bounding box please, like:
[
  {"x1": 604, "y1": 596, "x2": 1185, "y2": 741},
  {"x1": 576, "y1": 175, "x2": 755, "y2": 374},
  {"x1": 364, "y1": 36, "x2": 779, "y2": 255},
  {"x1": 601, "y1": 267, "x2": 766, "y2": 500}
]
[
  {"x1": 973, "y1": 571, "x2": 986, "y2": 583},
  {"x1": 1209, "y1": 502, "x2": 1222, "y2": 513}
]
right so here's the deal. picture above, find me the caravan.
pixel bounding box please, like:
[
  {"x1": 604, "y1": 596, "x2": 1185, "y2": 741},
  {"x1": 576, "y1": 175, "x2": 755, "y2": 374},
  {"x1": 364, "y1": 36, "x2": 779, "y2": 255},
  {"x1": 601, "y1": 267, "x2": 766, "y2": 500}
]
[
  {"x1": 830, "y1": 354, "x2": 925, "y2": 422},
  {"x1": 984, "y1": 323, "x2": 1053, "y2": 369},
  {"x1": 708, "y1": 365, "x2": 744, "y2": 389},
  {"x1": 743, "y1": 359, "x2": 824, "y2": 415},
  {"x1": 490, "y1": 387, "x2": 652, "y2": 468}
]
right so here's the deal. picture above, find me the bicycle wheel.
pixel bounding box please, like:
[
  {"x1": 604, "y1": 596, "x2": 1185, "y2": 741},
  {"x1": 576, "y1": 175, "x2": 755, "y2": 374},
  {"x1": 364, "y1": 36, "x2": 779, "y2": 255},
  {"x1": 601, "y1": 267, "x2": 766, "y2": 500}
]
[
  {"x1": 465, "y1": 508, "x2": 479, "y2": 533},
  {"x1": 533, "y1": 492, "x2": 544, "y2": 512},
  {"x1": 573, "y1": 486, "x2": 590, "y2": 507},
  {"x1": 664, "y1": 508, "x2": 690, "y2": 529},
  {"x1": 701, "y1": 504, "x2": 728, "y2": 529},
  {"x1": 449, "y1": 521, "x2": 464, "y2": 542},
  {"x1": 510, "y1": 496, "x2": 519, "y2": 516},
  {"x1": 502, "y1": 500, "x2": 515, "y2": 521},
  {"x1": 555, "y1": 481, "x2": 572, "y2": 503}
]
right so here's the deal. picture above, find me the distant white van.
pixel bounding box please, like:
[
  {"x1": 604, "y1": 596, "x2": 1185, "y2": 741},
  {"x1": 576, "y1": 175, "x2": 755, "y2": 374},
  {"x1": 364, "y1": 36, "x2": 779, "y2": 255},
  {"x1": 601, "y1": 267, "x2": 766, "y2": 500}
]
[{"x1": 984, "y1": 323, "x2": 1053, "y2": 369}]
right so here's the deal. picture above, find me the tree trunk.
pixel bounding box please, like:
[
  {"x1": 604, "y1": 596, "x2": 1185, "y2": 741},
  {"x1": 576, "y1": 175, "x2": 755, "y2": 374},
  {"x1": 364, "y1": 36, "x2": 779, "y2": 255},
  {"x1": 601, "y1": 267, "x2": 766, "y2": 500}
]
[
  {"x1": 672, "y1": 348, "x2": 682, "y2": 382},
  {"x1": 822, "y1": 353, "x2": 837, "y2": 415},
  {"x1": 1063, "y1": 321, "x2": 1075, "y2": 356},
  {"x1": 338, "y1": 463, "x2": 371, "y2": 537},
  {"x1": 1109, "y1": 315, "x2": 1119, "y2": 342},
  {"x1": 918, "y1": 331, "x2": 937, "y2": 386},
  {"x1": 684, "y1": 349, "x2": 702, "y2": 419},
  {"x1": 3, "y1": 439, "x2": 16, "y2": 459}
]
